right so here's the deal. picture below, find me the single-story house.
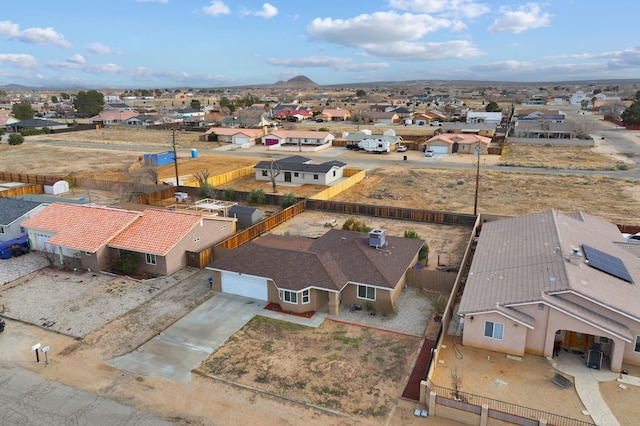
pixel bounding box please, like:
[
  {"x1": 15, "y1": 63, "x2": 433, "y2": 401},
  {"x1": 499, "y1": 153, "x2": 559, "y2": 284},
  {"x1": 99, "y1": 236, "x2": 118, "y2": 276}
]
[
  {"x1": 6, "y1": 118, "x2": 68, "y2": 132},
  {"x1": 275, "y1": 109, "x2": 313, "y2": 122},
  {"x1": 424, "y1": 134, "x2": 491, "y2": 154},
  {"x1": 436, "y1": 123, "x2": 497, "y2": 138},
  {"x1": 316, "y1": 108, "x2": 351, "y2": 122},
  {"x1": 363, "y1": 111, "x2": 399, "y2": 125},
  {"x1": 228, "y1": 205, "x2": 263, "y2": 229},
  {"x1": 458, "y1": 210, "x2": 640, "y2": 372},
  {"x1": 466, "y1": 111, "x2": 503, "y2": 125},
  {"x1": 90, "y1": 111, "x2": 138, "y2": 125},
  {"x1": 207, "y1": 229, "x2": 424, "y2": 315},
  {"x1": 254, "y1": 155, "x2": 346, "y2": 186},
  {"x1": 0, "y1": 198, "x2": 45, "y2": 242},
  {"x1": 199, "y1": 127, "x2": 264, "y2": 145},
  {"x1": 21, "y1": 203, "x2": 236, "y2": 276},
  {"x1": 509, "y1": 121, "x2": 582, "y2": 142},
  {"x1": 261, "y1": 130, "x2": 334, "y2": 147},
  {"x1": 344, "y1": 131, "x2": 402, "y2": 147},
  {"x1": 512, "y1": 109, "x2": 565, "y2": 122}
]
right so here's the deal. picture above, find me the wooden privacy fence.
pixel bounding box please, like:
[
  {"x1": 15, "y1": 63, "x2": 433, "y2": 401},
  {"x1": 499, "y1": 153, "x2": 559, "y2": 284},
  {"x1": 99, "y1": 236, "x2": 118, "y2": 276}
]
[
  {"x1": 305, "y1": 200, "x2": 477, "y2": 227},
  {"x1": 310, "y1": 168, "x2": 366, "y2": 201},
  {"x1": 0, "y1": 172, "x2": 64, "y2": 184},
  {"x1": 184, "y1": 165, "x2": 255, "y2": 187},
  {"x1": 0, "y1": 184, "x2": 42, "y2": 198},
  {"x1": 215, "y1": 201, "x2": 305, "y2": 250},
  {"x1": 405, "y1": 269, "x2": 457, "y2": 293}
]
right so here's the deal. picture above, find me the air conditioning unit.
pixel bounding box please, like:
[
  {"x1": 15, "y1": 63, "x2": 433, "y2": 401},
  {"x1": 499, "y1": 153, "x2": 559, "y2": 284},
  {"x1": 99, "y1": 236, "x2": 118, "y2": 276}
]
[
  {"x1": 175, "y1": 192, "x2": 189, "y2": 203},
  {"x1": 369, "y1": 229, "x2": 386, "y2": 248}
]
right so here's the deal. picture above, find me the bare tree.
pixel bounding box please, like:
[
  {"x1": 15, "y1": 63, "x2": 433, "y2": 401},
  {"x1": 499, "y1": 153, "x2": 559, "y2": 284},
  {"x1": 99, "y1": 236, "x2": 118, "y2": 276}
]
[
  {"x1": 267, "y1": 161, "x2": 281, "y2": 193},
  {"x1": 571, "y1": 116, "x2": 596, "y2": 137},
  {"x1": 194, "y1": 169, "x2": 215, "y2": 199},
  {"x1": 450, "y1": 367, "x2": 464, "y2": 401},
  {"x1": 140, "y1": 165, "x2": 159, "y2": 185}
]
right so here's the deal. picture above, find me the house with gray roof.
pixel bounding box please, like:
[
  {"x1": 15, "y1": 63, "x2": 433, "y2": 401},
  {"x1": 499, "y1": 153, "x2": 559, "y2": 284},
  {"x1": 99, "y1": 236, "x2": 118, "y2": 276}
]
[
  {"x1": 207, "y1": 229, "x2": 423, "y2": 315},
  {"x1": 458, "y1": 210, "x2": 640, "y2": 372},
  {"x1": 0, "y1": 198, "x2": 45, "y2": 242},
  {"x1": 253, "y1": 156, "x2": 346, "y2": 186}
]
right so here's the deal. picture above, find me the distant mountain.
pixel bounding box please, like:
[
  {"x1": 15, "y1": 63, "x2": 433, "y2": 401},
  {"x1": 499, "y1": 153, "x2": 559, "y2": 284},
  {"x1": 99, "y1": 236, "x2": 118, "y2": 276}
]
[{"x1": 273, "y1": 75, "x2": 319, "y2": 88}]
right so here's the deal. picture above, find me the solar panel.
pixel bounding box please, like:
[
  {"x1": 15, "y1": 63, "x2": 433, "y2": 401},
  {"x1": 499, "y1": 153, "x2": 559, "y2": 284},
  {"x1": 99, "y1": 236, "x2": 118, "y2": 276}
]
[{"x1": 582, "y1": 245, "x2": 633, "y2": 283}]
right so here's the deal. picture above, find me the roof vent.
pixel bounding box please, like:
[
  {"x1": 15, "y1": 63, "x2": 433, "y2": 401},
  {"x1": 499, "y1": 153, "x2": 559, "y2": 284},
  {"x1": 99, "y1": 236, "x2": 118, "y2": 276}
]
[
  {"x1": 568, "y1": 247, "x2": 583, "y2": 265},
  {"x1": 369, "y1": 229, "x2": 386, "y2": 248}
]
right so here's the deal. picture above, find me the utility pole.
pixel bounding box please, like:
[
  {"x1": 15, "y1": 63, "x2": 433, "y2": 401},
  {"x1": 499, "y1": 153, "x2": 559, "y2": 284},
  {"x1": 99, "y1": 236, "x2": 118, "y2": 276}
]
[
  {"x1": 172, "y1": 126, "x2": 180, "y2": 188},
  {"x1": 474, "y1": 142, "x2": 480, "y2": 216}
]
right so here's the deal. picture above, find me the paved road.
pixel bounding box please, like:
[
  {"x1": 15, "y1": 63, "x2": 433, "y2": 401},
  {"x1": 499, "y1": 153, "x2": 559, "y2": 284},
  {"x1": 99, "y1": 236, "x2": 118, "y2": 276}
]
[{"x1": 0, "y1": 362, "x2": 169, "y2": 426}]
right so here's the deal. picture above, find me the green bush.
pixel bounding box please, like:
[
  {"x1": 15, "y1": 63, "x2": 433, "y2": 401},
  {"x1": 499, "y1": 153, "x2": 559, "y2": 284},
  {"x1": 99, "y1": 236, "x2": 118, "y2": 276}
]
[
  {"x1": 404, "y1": 230, "x2": 420, "y2": 239},
  {"x1": 198, "y1": 183, "x2": 215, "y2": 199},
  {"x1": 281, "y1": 192, "x2": 297, "y2": 208},
  {"x1": 247, "y1": 188, "x2": 266, "y2": 205},
  {"x1": 114, "y1": 250, "x2": 139, "y2": 275},
  {"x1": 8, "y1": 133, "x2": 25, "y2": 145},
  {"x1": 221, "y1": 188, "x2": 235, "y2": 201},
  {"x1": 207, "y1": 132, "x2": 218, "y2": 142},
  {"x1": 20, "y1": 128, "x2": 44, "y2": 136},
  {"x1": 342, "y1": 217, "x2": 372, "y2": 233},
  {"x1": 419, "y1": 243, "x2": 430, "y2": 261}
]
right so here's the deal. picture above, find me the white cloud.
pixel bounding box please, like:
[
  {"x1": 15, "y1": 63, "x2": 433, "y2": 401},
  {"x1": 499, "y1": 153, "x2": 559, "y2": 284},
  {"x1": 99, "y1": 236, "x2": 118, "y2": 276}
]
[
  {"x1": 366, "y1": 40, "x2": 483, "y2": 61},
  {"x1": 0, "y1": 20, "x2": 70, "y2": 48},
  {"x1": 67, "y1": 54, "x2": 85, "y2": 64},
  {"x1": 89, "y1": 43, "x2": 113, "y2": 55},
  {"x1": 488, "y1": 3, "x2": 552, "y2": 34},
  {"x1": 308, "y1": 12, "x2": 452, "y2": 47},
  {"x1": 254, "y1": 3, "x2": 278, "y2": 19},
  {"x1": 0, "y1": 53, "x2": 38, "y2": 69},
  {"x1": 202, "y1": 1, "x2": 230, "y2": 16},
  {"x1": 388, "y1": 0, "x2": 490, "y2": 19},
  {"x1": 48, "y1": 60, "x2": 122, "y2": 74},
  {"x1": 266, "y1": 55, "x2": 388, "y2": 72}
]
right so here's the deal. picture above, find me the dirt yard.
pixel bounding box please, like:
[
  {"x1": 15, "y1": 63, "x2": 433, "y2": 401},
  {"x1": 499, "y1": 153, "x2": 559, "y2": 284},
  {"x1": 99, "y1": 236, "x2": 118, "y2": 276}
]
[{"x1": 197, "y1": 316, "x2": 420, "y2": 418}]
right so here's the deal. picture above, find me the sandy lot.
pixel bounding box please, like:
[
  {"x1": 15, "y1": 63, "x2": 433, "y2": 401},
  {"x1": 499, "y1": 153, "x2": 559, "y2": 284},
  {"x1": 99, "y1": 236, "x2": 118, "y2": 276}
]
[{"x1": 198, "y1": 317, "x2": 420, "y2": 418}]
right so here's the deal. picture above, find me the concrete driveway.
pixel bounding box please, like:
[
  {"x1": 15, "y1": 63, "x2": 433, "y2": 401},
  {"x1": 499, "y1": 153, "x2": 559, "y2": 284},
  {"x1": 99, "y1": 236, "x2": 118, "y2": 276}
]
[{"x1": 107, "y1": 293, "x2": 266, "y2": 383}]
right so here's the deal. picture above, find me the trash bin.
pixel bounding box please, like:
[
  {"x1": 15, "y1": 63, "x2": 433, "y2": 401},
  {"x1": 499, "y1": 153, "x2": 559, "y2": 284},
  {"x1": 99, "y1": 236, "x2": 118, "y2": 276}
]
[
  {"x1": 0, "y1": 248, "x2": 10, "y2": 260},
  {"x1": 191, "y1": 148, "x2": 198, "y2": 158},
  {"x1": 403, "y1": 155, "x2": 407, "y2": 161}
]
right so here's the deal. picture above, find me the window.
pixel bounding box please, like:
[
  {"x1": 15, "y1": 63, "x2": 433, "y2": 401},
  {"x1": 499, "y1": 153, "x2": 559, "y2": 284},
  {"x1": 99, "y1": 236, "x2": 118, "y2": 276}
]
[
  {"x1": 302, "y1": 289, "x2": 310, "y2": 304},
  {"x1": 598, "y1": 337, "x2": 610, "y2": 344},
  {"x1": 283, "y1": 290, "x2": 297, "y2": 304},
  {"x1": 145, "y1": 253, "x2": 157, "y2": 265},
  {"x1": 635, "y1": 336, "x2": 640, "y2": 353},
  {"x1": 261, "y1": 170, "x2": 267, "y2": 177},
  {"x1": 357, "y1": 285, "x2": 376, "y2": 301},
  {"x1": 538, "y1": 303, "x2": 544, "y2": 311},
  {"x1": 333, "y1": 170, "x2": 336, "y2": 176},
  {"x1": 313, "y1": 174, "x2": 318, "y2": 180},
  {"x1": 294, "y1": 172, "x2": 299, "y2": 177},
  {"x1": 484, "y1": 321, "x2": 504, "y2": 340},
  {"x1": 0, "y1": 227, "x2": 4, "y2": 234}
]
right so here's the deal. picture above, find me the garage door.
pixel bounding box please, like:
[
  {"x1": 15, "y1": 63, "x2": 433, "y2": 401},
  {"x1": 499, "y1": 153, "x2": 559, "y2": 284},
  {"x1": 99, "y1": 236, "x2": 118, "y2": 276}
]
[
  {"x1": 429, "y1": 145, "x2": 448, "y2": 154},
  {"x1": 35, "y1": 233, "x2": 52, "y2": 251},
  {"x1": 234, "y1": 136, "x2": 249, "y2": 145},
  {"x1": 221, "y1": 271, "x2": 268, "y2": 301},
  {"x1": 264, "y1": 138, "x2": 279, "y2": 146}
]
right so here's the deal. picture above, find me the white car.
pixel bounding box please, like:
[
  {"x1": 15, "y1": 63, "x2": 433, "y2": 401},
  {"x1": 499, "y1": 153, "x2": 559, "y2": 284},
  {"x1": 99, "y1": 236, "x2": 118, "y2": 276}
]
[
  {"x1": 425, "y1": 150, "x2": 434, "y2": 157},
  {"x1": 622, "y1": 232, "x2": 640, "y2": 244},
  {"x1": 397, "y1": 145, "x2": 407, "y2": 152}
]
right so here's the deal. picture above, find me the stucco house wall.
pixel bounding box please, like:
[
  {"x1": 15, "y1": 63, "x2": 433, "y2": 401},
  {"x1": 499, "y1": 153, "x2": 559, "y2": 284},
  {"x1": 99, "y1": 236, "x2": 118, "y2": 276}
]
[{"x1": 461, "y1": 312, "x2": 528, "y2": 356}]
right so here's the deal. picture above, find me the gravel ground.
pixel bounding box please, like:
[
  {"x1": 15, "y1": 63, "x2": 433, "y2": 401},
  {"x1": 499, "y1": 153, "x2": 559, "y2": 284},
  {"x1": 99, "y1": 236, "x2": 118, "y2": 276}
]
[
  {"x1": 329, "y1": 286, "x2": 435, "y2": 336},
  {"x1": 0, "y1": 267, "x2": 199, "y2": 338}
]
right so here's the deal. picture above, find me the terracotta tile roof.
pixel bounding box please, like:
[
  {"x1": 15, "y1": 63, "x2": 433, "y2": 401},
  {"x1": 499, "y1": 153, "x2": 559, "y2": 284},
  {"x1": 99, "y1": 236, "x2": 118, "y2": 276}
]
[
  {"x1": 20, "y1": 203, "x2": 141, "y2": 252},
  {"x1": 209, "y1": 230, "x2": 423, "y2": 292},
  {"x1": 108, "y1": 209, "x2": 202, "y2": 255}
]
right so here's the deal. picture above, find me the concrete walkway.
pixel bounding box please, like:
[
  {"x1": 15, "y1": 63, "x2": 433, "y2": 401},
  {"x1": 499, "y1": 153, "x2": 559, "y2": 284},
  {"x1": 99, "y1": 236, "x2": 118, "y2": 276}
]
[{"x1": 550, "y1": 350, "x2": 621, "y2": 426}]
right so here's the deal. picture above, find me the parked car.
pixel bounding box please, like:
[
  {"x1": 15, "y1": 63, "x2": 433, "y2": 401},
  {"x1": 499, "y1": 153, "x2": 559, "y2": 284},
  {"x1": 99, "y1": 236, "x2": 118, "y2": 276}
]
[
  {"x1": 430, "y1": 121, "x2": 442, "y2": 126},
  {"x1": 425, "y1": 150, "x2": 434, "y2": 157},
  {"x1": 0, "y1": 317, "x2": 4, "y2": 332},
  {"x1": 397, "y1": 145, "x2": 407, "y2": 152},
  {"x1": 622, "y1": 232, "x2": 640, "y2": 244}
]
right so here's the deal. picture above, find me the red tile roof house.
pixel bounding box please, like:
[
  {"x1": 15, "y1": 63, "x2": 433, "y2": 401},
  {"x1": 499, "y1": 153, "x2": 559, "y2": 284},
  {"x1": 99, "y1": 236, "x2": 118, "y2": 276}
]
[
  {"x1": 261, "y1": 130, "x2": 335, "y2": 152},
  {"x1": 424, "y1": 133, "x2": 491, "y2": 155},
  {"x1": 458, "y1": 210, "x2": 640, "y2": 373},
  {"x1": 207, "y1": 229, "x2": 424, "y2": 316},
  {"x1": 90, "y1": 111, "x2": 138, "y2": 125},
  {"x1": 316, "y1": 108, "x2": 351, "y2": 122},
  {"x1": 253, "y1": 155, "x2": 346, "y2": 186},
  {"x1": 198, "y1": 127, "x2": 264, "y2": 146},
  {"x1": 21, "y1": 203, "x2": 236, "y2": 276}
]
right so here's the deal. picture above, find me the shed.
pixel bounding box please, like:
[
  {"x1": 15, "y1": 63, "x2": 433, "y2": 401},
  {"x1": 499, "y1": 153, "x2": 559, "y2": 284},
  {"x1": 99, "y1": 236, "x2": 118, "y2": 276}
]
[
  {"x1": 44, "y1": 180, "x2": 70, "y2": 195},
  {"x1": 229, "y1": 205, "x2": 262, "y2": 229}
]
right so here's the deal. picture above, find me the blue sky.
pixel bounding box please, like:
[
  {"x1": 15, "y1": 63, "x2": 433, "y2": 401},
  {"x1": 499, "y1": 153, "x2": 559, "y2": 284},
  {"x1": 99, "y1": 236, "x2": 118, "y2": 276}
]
[{"x1": 1, "y1": 0, "x2": 639, "y2": 89}]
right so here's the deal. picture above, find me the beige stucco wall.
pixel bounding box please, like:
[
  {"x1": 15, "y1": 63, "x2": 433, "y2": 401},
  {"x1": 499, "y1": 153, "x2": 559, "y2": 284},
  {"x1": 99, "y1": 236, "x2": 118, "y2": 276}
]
[{"x1": 461, "y1": 312, "x2": 528, "y2": 356}]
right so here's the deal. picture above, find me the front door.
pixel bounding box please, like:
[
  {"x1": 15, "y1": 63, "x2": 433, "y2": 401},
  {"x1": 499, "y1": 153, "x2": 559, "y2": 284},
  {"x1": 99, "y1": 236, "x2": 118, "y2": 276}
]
[
  {"x1": 565, "y1": 331, "x2": 591, "y2": 352},
  {"x1": 284, "y1": 172, "x2": 292, "y2": 182}
]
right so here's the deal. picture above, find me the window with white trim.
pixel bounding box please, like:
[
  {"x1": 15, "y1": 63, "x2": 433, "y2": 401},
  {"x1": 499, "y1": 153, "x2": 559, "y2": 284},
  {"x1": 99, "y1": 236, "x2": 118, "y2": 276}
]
[
  {"x1": 635, "y1": 336, "x2": 640, "y2": 353},
  {"x1": 302, "y1": 289, "x2": 310, "y2": 304},
  {"x1": 313, "y1": 174, "x2": 318, "y2": 180},
  {"x1": 357, "y1": 285, "x2": 375, "y2": 301},
  {"x1": 282, "y1": 290, "x2": 297, "y2": 304},
  {"x1": 261, "y1": 170, "x2": 268, "y2": 177},
  {"x1": 598, "y1": 337, "x2": 610, "y2": 344},
  {"x1": 0, "y1": 227, "x2": 4, "y2": 234},
  {"x1": 484, "y1": 321, "x2": 504, "y2": 340},
  {"x1": 145, "y1": 253, "x2": 157, "y2": 265}
]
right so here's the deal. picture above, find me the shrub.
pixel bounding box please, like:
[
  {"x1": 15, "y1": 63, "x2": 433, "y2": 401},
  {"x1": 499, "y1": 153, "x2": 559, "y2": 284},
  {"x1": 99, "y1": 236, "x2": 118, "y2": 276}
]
[
  {"x1": 8, "y1": 133, "x2": 25, "y2": 145},
  {"x1": 221, "y1": 188, "x2": 235, "y2": 201},
  {"x1": 198, "y1": 183, "x2": 215, "y2": 199},
  {"x1": 247, "y1": 188, "x2": 266, "y2": 205},
  {"x1": 114, "y1": 250, "x2": 139, "y2": 275},
  {"x1": 419, "y1": 243, "x2": 430, "y2": 262},
  {"x1": 281, "y1": 192, "x2": 297, "y2": 208},
  {"x1": 404, "y1": 229, "x2": 420, "y2": 239},
  {"x1": 342, "y1": 217, "x2": 372, "y2": 233},
  {"x1": 207, "y1": 132, "x2": 218, "y2": 142}
]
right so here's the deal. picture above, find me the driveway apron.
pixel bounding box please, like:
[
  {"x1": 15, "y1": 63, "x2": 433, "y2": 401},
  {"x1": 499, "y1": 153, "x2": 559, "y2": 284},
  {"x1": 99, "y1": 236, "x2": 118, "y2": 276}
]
[{"x1": 107, "y1": 293, "x2": 266, "y2": 383}]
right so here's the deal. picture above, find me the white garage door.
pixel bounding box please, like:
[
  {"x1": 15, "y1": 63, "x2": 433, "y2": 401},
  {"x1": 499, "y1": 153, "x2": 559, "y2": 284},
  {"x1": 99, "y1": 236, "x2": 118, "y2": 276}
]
[
  {"x1": 35, "y1": 233, "x2": 52, "y2": 251},
  {"x1": 430, "y1": 145, "x2": 448, "y2": 154},
  {"x1": 234, "y1": 136, "x2": 249, "y2": 145},
  {"x1": 221, "y1": 271, "x2": 268, "y2": 301}
]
